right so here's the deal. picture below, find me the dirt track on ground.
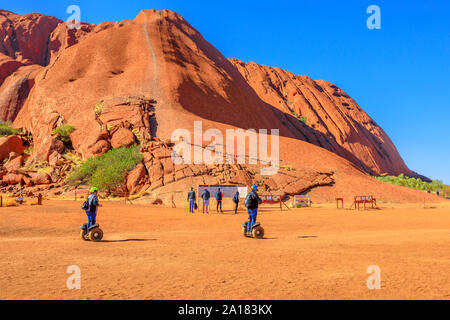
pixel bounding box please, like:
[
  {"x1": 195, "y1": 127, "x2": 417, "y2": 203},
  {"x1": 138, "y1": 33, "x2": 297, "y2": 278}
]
[{"x1": 0, "y1": 201, "x2": 449, "y2": 300}]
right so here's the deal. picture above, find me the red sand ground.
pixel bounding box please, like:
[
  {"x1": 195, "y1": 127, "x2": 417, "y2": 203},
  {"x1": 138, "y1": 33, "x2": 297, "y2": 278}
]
[{"x1": 1, "y1": 200, "x2": 449, "y2": 300}]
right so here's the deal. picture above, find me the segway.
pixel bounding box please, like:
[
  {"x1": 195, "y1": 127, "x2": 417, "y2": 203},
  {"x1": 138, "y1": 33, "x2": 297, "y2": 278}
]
[
  {"x1": 80, "y1": 223, "x2": 104, "y2": 242},
  {"x1": 242, "y1": 222, "x2": 265, "y2": 239}
]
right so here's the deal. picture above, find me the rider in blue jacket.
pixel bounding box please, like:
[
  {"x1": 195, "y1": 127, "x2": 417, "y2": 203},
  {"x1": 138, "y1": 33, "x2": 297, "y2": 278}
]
[
  {"x1": 245, "y1": 185, "x2": 262, "y2": 236},
  {"x1": 85, "y1": 187, "x2": 102, "y2": 228}
]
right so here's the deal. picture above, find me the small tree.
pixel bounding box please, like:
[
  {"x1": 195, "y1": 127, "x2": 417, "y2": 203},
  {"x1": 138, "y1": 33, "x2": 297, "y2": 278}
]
[
  {"x1": 52, "y1": 125, "x2": 75, "y2": 147},
  {"x1": 67, "y1": 145, "x2": 143, "y2": 191}
]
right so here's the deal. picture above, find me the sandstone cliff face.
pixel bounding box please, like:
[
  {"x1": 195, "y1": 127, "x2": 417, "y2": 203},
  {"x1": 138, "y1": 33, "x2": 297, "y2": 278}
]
[
  {"x1": 0, "y1": 10, "x2": 60, "y2": 66},
  {"x1": 12, "y1": 9, "x2": 292, "y2": 161},
  {"x1": 230, "y1": 59, "x2": 412, "y2": 177},
  {"x1": 0, "y1": 53, "x2": 23, "y2": 86},
  {"x1": 0, "y1": 9, "x2": 94, "y2": 125},
  {"x1": 0, "y1": 8, "x2": 437, "y2": 203},
  {"x1": 46, "y1": 21, "x2": 93, "y2": 64},
  {"x1": 0, "y1": 64, "x2": 42, "y2": 122}
]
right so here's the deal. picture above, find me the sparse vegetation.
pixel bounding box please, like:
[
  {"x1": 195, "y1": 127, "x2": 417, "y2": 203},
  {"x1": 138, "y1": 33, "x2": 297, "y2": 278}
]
[
  {"x1": 63, "y1": 152, "x2": 83, "y2": 166},
  {"x1": 280, "y1": 165, "x2": 296, "y2": 172},
  {"x1": 1, "y1": 197, "x2": 18, "y2": 207},
  {"x1": 286, "y1": 100, "x2": 294, "y2": 106},
  {"x1": 22, "y1": 161, "x2": 54, "y2": 175},
  {"x1": 94, "y1": 101, "x2": 105, "y2": 116},
  {"x1": 375, "y1": 174, "x2": 448, "y2": 194},
  {"x1": 52, "y1": 125, "x2": 75, "y2": 145},
  {"x1": 0, "y1": 121, "x2": 21, "y2": 136},
  {"x1": 132, "y1": 128, "x2": 143, "y2": 143},
  {"x1": 298, "y1": 116, "x2": 308, "y2": 124},
  {"x1": 67, "y1": 146, "x2": 143, "y2": 191},
  {"x1": 442, "y1": 186, "x2": 450, "y2": 198},
  {"x1": 24, "y1": 146, "x2": 34, "y2": 155},
  {"x1": 292, "y1": 112, "x2": 307, "y2": 124}
]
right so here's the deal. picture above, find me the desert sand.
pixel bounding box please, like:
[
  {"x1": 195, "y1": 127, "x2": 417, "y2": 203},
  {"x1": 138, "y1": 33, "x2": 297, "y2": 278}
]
[{"x1": 1, "y1": 200, "x2": 449, "y2": 300}]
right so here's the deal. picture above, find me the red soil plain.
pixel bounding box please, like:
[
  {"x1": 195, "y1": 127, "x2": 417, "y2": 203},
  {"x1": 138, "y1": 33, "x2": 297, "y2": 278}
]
[
  {"x1": 0, "y1": 8, "x2": 449, "y2": 300},
  {"x1": 1, "y1": 200, "x2": 449, "y2": 300}
]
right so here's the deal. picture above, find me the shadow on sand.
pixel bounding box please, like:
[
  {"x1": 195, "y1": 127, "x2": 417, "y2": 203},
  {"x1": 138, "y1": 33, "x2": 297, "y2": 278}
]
[
  {"x1": 101, "y1": 239, "x2": 157, "y2": 243},
  {"x1": 297, "y1": 236, "x2": 318, "y2": 239}
]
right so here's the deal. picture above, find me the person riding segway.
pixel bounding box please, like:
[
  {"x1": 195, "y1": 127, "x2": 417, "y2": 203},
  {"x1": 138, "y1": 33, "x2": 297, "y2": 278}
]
[
  {"x1": 80, "y1": 187, "x2": 104, "y2": 242},
  {"x1": 242, "y1": 185, "x2": 264, "y2": 238}
]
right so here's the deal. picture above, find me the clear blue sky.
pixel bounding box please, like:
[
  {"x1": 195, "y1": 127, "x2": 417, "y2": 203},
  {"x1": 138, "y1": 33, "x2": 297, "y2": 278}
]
[{"x1": 4, "y1": 0, "x2": 450, "y2": 183}]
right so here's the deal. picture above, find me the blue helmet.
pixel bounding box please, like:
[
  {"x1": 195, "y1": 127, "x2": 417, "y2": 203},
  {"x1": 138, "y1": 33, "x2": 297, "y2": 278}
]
[{"x1": 251, "y1": 185, "x2": 258, "y2": 191}]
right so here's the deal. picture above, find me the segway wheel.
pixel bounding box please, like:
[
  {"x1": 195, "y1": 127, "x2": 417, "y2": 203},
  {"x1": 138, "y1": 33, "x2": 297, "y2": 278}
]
[
  {"x1": 242, "y1": 226, "x2": 248, "y2": 237},
  {"x1": 252, "y1": 226, "x2": 265, "y2": 239},
  {"x1": 88, "y1": 228, "x2": 104, "y2": 242},
  {"x1": 80, "y1": 229, "x2": 89, "y2": 241}
]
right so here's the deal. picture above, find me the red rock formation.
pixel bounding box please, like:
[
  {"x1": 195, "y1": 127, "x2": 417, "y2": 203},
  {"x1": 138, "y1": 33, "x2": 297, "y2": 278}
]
[
  {"x1": 0, "y1": 64, "x2": 42, "y2": 121},
  {"x1": 0, "y1": 10, "x2": 94, "y2": 123},
  {"x1": 28, "y1": 172, "x2": 51, "y2": 185},
  {"x1": 2, "y1": 172, "x2": 24, "y2": 185},
  {"x1": 0, "y1": 10, "x2": 60, "y2": 66},
  {"x1": 111, "y1": 128, "x2": 136, "y2": 149},
  {"x1": 126, "y1": 162, "x2": 147, "y2": 194},
  {"x1": 0, "y1": 53, "x2": 23, "y2": 86},
  {"x1": 6, "y1": 9, "x2": 410, "y2": 177},
  {"x1": 4, "y1": 153, "x2": 23, "y2": 171},
  {"x1": 12, "y1": 10, "x2": 291, "y2": 162},
  {"x1": 230, "y1": 59, "x2": 412, "y2": 177},
  {"x1": 0, "y1": 9, "x2": 442, "y2": 203},
  {"x1": 47, "y1": 22, "x2": 93, "y2": 64},
  {"x1": 0, "y1": 135, "x2": 23, "y2": 162}
]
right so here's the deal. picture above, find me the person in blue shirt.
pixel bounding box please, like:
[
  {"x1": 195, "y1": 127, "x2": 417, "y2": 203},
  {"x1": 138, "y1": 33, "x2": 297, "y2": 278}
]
[
  {"x1": 245, "y1": 185, "x2": 262, "y2": 236},
  {"x1": 201, "y1": 189, "x2": 211, "y2": 214},
  {"x1": 187, "y1": 187, "x2": 196, "y2": 213},
  {"x1": 85, "y1": 187, "x2": 102, "y2": 229}
]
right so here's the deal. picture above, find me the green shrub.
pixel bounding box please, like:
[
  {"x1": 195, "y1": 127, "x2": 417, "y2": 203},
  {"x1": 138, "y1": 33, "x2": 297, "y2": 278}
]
[
  {"x1": 298, "y1": 116, "x2": 308, "y2": 124},
  {"x1": 52, "y1": 125, "x2": 75, "y2": 145},
  {"x1": 0, "y1": 121, "x2": 21, "y2": 136},
  {"x1": 375, "y1": 175, "x2": 448, "y2": 194},
  {"x1": 68, "y1": 146, "x2": 143, "y2": 191},
  {"x1": 292, "y1": 113, "x2": 307, "y2": 124}
]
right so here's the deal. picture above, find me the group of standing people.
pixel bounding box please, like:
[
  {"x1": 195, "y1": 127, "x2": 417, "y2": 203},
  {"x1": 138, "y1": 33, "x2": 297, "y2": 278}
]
[
  {"x1": 187, "y1": 188, "x2": 242, "y2": 214},
  {"x1": 187, "y1": 185, "x2": 262, "y2": 237}
]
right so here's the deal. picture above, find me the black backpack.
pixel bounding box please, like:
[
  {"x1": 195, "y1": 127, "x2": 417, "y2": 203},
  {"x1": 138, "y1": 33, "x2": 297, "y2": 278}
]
[
  {"x1": 245, "y1": 193, "x2": 256, "y2": 208},
  {"x1": 82, "y1": 196, "x2": 91, "y2": 211}
]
